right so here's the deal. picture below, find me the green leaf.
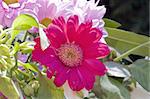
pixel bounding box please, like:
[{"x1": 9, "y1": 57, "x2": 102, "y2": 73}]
[
  {"x1": 105, "y1": 27, "x2": 150, "y2": 56},
  {"x1": 93, "y1": 76, "x2": 130, "y2": 99},
  {"x1": 109, "y1": 78, "x2": 130, "y2": 99},
  {"x1": 12, "y1": 14, "x2": 39, "y2": 30},
  {"x1": 7, "y1": 14, "x2": 39, "y2": 44},
  {"x1": 12, "y1": 42, "x2": 20, "y2": 54},
  {"x1": 0, "y1": 77, "x2": 20, "y2": 99},
  {"x1": 23, "y1": 63, "x2": 38, "y2": 73},
  {"x1": 100, "y1": 75, "x2": 124, "y2": 99},
  {"x1": 0, "y1": 44, "x2": 10, "y2": 57},
  {"x1": 105, "y1": 61, "x2": 130, "y2": 78},
  {"x1": 0, "y1": 44, "x2": 13, "y2": 70},
  {"x1": 36, "y1": 74, "x2": 64, "y2": 99},
  {"x1": 6, "y1": 30, "x2": 21, "y2": 44},
  {"x1": 104, "y1": 18, "x2": 121, "y2": 28},
  {"x1": 129, "y1": 59, "x2": 150, "y2": 92},
  {"x1": 20, "y1": 41, "x2": 35, "y2": 54}
]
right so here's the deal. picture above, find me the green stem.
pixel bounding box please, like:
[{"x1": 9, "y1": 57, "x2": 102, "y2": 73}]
[
  {"x1": 16, "y1": 69, "x2": 30, "y2": 78},
  {"x1": 10, "y1": 52, "x2": 18, "y2": 77},
  {"x1": 113, "y1": 41, "x2": 150, "y2": 61},
  {"x1": 22, "y1": 31, "x2": 28, "y2": 42}
]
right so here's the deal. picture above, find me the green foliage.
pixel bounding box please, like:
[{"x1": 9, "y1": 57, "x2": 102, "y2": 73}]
[
  {"x1": 12, "y1": 14, "x2": 39, "y2": 30},
  {"x1": 93, "y1": 76, "x2": 130, "y2": 99},
  {"x1": 103, "y1": 18, "x2": 121, "y2": 28},
  {"x1": 8, "y1": 14, "x2": 39, "y2": 44},
  {"x1": 105, "y1": 61, "x2": 130, "y2": 78},
  {"x1": 109, "y1": 78, "x2": 130, "y2": 99},
  {"x1": 105, "y1": 27, "x2": 150, "y2": 57},
  {"x1": 129, "y1": 59, "x2": 150, "y2": 92},
  {"x1": 36, "y1": 74, "x2": 64, "y2": 99},
  {"x1": 0, "y1": 77, "x2": 20, "y2": 99},
  {"x1": 0, "y1": 44, "x2": 13, "y2": 70}
]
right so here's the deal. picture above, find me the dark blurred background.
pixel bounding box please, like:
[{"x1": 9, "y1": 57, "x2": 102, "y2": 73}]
[{"x1": 99, "y1": 0, "x2": 149, "y2": 36}]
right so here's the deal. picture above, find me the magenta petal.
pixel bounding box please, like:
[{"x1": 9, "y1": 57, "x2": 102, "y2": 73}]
[
  {"x1": 76, "y1": 25, "x2": 102, "y2": 48},
  {"x1": 44, "y1": 24, "x2": 67, "y2": 48},
  {"x1": 68, "y1": 68, "x2": 84, "y2": 91},
  {"x1": 54, "y1": 67, "x2": 70, "y2": 87},
  {"x1": 52, "y1": 16, "x2": 66, "y2": 32},
  {"x1": 46, "y1": 67, "x2": 54, "y2": 79},
  {"x1": 32, "y1": 38, "x2": 56, "y2": 66},
  {"x1": 84, "y1": 59, "x2": 107, "y2": 76},
  {"x1": 67, "y1": 15, "x2": 79, "y2": 42},
  {"x1": 79, "y1": 66, "x2": 95, "y2": 90},
  {"x1": 84, "y1": 42, "x2": 110, "y2": 59}
]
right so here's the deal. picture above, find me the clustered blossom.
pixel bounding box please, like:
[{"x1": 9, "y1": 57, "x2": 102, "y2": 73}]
[
  {"x1": 0, "y1": 0, "x2": 38, "y2": 27},
  {"x1": 0, "y1": 0, "x2": 107, "y2": 36},
  {"x1": 32, "y1": 15, "x2": 110, "y2": 91},
  {"x1": 56, "y1": 0, "x2": 108, "y2": 36}
]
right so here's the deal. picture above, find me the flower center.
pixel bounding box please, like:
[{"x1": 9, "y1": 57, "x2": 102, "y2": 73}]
[
  {"x1": 40, "y1": 18, "x2": 52, "y2": 27},
  {"x1": 57, "y1": 43, "x2": 83, "y2": 67},
  {"x1": 3, "y1": 0, "x2": 19, "y2": 5}
]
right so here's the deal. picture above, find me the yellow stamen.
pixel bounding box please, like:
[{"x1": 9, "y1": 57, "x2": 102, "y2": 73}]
[
  {"x1": 3, "y1": 0, "x2": 19, "y2": 5},
  {"x1": 40, "y1": 18, "x2": 52, "y2": 27}
]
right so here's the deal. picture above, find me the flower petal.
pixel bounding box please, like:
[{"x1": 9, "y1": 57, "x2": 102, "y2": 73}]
[
  {"x1": 84, "y1": 42, "x2": 110, "y2": 59},
  {"x1": 68, "y1": 68, "x2": 84, "y2": 91},
  {"x1": 52, "y1": 16, "x2": 66, "y2": 32},
  {"x1": 44, "y1": 24, "x2": 67, "y2": 48},
  {"x1": 84, "y1": 59, "x2": 107, "y2": 76},
  {"x1": 76, "y1": 24, "x2": 102, "y2": 48},
  {"x1": 79, "y1": 65, "x2": 95, "y2": 90},
  {"x1": 67, "y1": 15, "x2": 79, "y2": 42},
  {"x1": 54, "y1": 67, "x2": 70, "y2": 87},
  {"x1": 32, "y1": 38, "x2": 56, "y2": 66}
]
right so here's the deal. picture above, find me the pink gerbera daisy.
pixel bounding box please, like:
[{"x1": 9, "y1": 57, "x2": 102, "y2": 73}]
[{"x1": 32, "y1": 15, "x2": 110, "y2": 91}]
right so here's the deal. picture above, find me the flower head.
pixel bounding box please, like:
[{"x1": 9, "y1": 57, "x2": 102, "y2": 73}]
[
  {"x1": 0, "y1": 0, "x2": 38, "y2": 27},
  {"x1": 56, "y1": 0, "x2": 107, "y2": 36},
  {"x1": 32, "y1": 15, "x2": 110, "y2": 91},
  {"x1": 35, "y1": 0, "x2": 57, "y2": 27}
]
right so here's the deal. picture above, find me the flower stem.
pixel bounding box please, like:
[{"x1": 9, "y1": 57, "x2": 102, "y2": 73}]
[
  {"x1": 10, "y1": 52, "x2": 18, "y2": 77},
  {"x1": 22, "y1": 31, "x2": 28, "y2": 42},
  {"x1": 113, "y1": 41, "x2": 150, "y2": 61}
]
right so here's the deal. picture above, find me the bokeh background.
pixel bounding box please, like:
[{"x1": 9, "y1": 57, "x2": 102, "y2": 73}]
[{"x1": 99, "y1": 0, "x2": 149, "y2": 36}]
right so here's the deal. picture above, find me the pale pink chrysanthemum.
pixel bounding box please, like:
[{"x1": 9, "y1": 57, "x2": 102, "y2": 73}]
[
  {"x1": 32, "y1": 15, "x2": 110, "y2": 91},
  {"x1": 0, "y1": 0, "x2": 38, "y2": 27},
  {"x1": 56, "y1": 0, "x2": 108, "y2": 37}
]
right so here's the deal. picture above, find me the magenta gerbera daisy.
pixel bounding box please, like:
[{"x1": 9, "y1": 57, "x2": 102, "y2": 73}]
[{"x1": 32, "y1": 15, "x2": 110, "y2": 91}]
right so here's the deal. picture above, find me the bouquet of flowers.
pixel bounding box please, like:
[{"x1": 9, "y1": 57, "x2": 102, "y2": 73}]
[{"x1": 0, "y1": 0, "x2": 149, "y2": 99}]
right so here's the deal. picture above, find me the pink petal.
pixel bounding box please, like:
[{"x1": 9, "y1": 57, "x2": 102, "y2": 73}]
[
  {"x1": 32, "y1": 38, "x2": 56, "y2": 66},
  {"x1": 67, "y1": 15, "x2": 79, "y2": 42},
  {"x1": 84, "y1": 42, "x2": 110, "y2": 59},
  {"x1": 76, "y1": 24, "x2": 102, "y2": 48},
  {"x1": 84, "y1": 59, "x2": 107, "y2": 76},
  {"x1": 79, "y1": 66, "x2": 95, "y2": 90},
  {"x1": 46, "y1": 67, "x2": 54, "y2": 79},
  {"x1": 44, "y1": 24, "x2": 67, "y2": 48},
  {"x1": 54, "y1": 67, "x2": 70, "y2": 87},
  {"x1": 52, "y1": 16, "x2": 66, "y2": 32},
  {"x1": 68, "y1": 68, "x2": 84, "y2": 91}
]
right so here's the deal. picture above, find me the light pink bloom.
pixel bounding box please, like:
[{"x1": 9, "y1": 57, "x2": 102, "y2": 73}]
[
  {"x1": 56, "y1": 0, "x2": 107, "y2": 36},
  {"x1": 32, "y1": 15, "x2": 110, "y2": 91},
  {"x1": 36, "y1": 0, "x2": 57, "y2": 22},
  {"x1": 0, "y1": 0, "x2": 38, "y2": 27}
]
